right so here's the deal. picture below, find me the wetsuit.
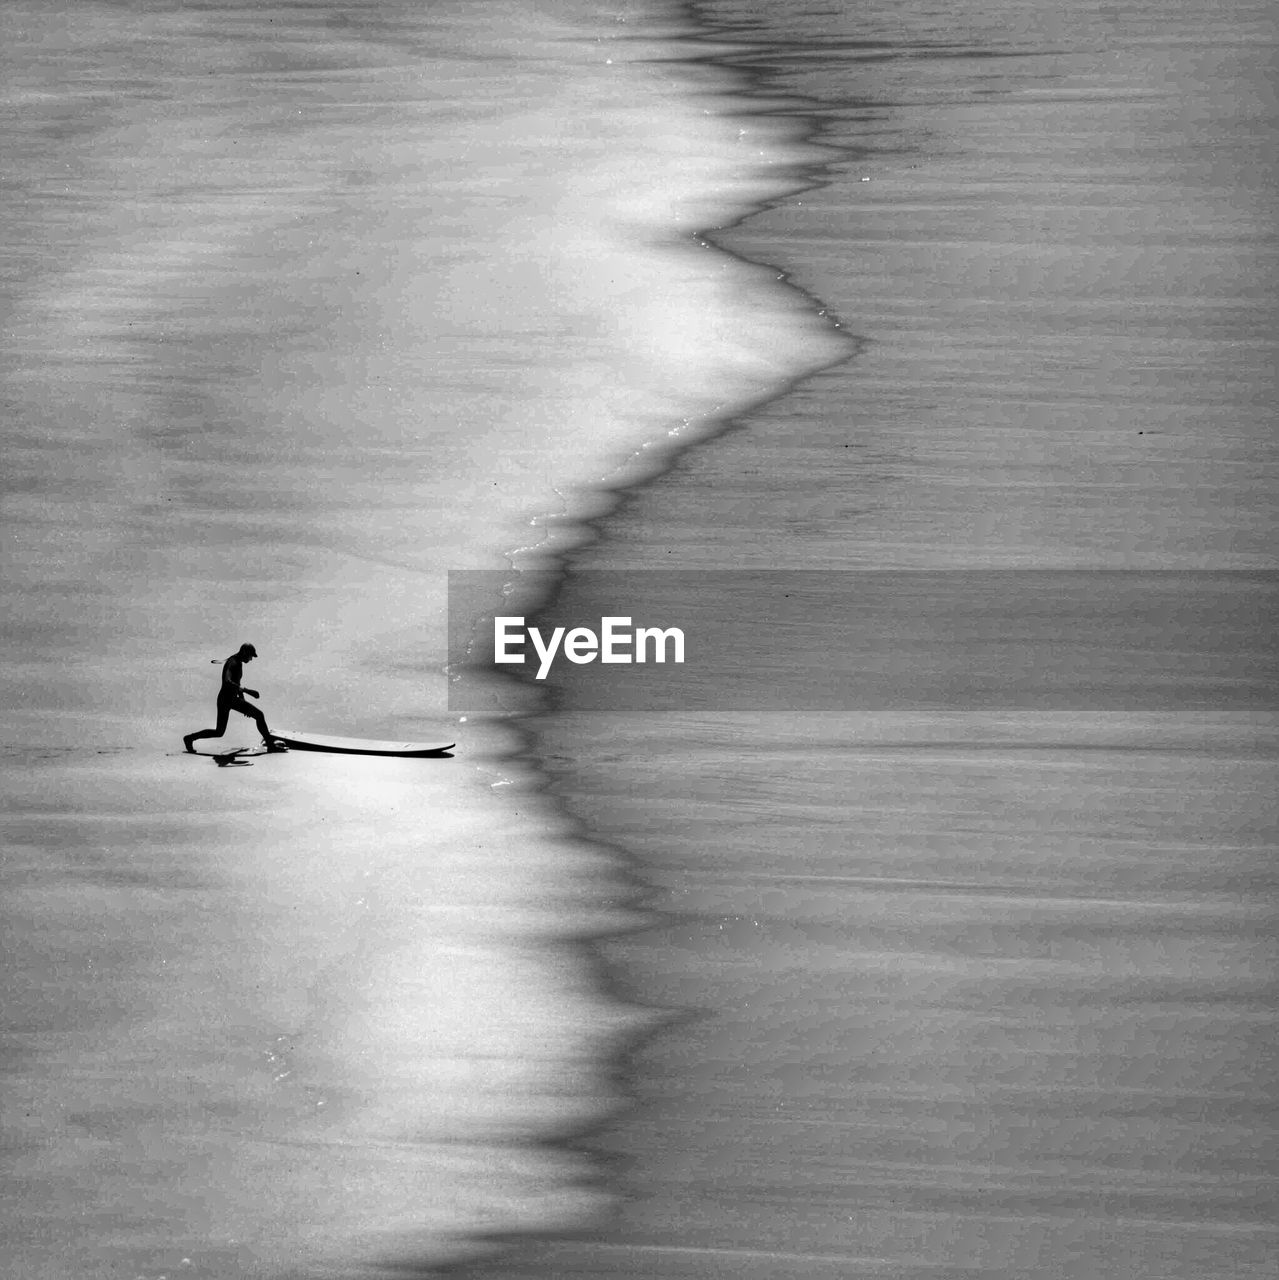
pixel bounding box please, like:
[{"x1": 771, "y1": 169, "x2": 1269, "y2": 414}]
[{"x1": 186, "y1": 653, "x2": 272, "y2": 746}]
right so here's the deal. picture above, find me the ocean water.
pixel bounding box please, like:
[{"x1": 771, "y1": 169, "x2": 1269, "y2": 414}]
[{"x1": 2, "y1": 2, "x2": 1276, "y2": 1280}]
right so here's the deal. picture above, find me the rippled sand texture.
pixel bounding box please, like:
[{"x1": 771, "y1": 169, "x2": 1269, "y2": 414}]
[
  {"x1": 0, "y1": 2, "x2": 845, "y2": 1277},
  {"x1": 469, "y1": 0, "x2": 1278, "y2": 1277}
]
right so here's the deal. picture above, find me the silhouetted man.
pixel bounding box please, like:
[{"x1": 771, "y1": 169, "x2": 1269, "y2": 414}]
[{"x1": 184, "y1": 643, "x2": 284, "y2": 752}]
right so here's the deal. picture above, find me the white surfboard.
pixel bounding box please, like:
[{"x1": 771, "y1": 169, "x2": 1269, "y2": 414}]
[{"x1": 271, "y1": 731, "x2": 455, "y2": 758}]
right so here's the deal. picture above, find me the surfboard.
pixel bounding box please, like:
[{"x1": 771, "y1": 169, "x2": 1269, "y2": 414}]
[{"x1": 271, "y1": 731, "x2": 455, "y2": 758}]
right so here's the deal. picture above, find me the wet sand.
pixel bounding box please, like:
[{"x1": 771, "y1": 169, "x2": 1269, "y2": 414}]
[
  {"x1": 459, "y1": 0, "x2": 1278, "y2": 1276},
  {"x1": 480, "y1": 711, "x2": 1276, "y2": 1279}
]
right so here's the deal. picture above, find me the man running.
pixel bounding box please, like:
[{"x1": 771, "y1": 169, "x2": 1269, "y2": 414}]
[{"x1": 183, "y1": 643, "x2": 284, "y2": 753}]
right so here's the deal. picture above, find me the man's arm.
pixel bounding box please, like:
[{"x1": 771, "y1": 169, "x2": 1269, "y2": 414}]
[{"x1": 222, "y1": 657, "x2": 256, "y2": 699}]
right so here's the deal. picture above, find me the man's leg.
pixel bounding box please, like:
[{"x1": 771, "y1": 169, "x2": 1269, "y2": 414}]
[
  {"x1": 184, "y1": 700, "x2": 232, "y2": 752},
  {"x1": 241, "y1": 702, "x2": 284, "y2": 751}
]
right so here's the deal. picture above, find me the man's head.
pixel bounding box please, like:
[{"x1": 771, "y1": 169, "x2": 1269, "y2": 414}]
[{"x1": 238, "y1": 643, "x2": 257, "y2": 662}]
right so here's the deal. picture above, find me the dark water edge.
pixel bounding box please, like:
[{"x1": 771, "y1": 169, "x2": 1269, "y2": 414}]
[{"x1": 442, "y1": 0, "x2": 1278, "y2": 1277}]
